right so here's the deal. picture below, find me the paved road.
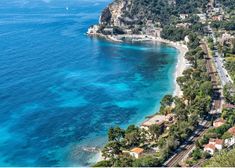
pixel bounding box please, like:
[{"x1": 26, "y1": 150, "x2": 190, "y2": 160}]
[{"x1": 208, "y1": 26, "x2": 233, "y2": 86}]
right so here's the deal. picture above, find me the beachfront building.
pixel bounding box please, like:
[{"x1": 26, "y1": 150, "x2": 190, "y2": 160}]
[
  {"x1": 141, "y1": 114, "x2": 174, "y2": 130},
  {"x1": 213, "y1": 118, "x2": 226, "y2": 128},
  {"x1": 129, "y1": 147, "x2": 144, "y2": 159},
  {"x1": 225, "y1": 127, "x2": 235, "y2": 147}
]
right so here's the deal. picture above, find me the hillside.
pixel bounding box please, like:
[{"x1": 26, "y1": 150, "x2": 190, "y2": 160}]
[
  {"x1": 204, "y1": 148, "x2": 235, "y2": 167},
  {"x1": 100, "y1": 0, "x2": 207, "y2": 26}
]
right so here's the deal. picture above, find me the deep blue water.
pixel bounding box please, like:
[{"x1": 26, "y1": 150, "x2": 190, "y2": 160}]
[{"x1": 0, "y1": 0, "x2": 179, "y2": 166}]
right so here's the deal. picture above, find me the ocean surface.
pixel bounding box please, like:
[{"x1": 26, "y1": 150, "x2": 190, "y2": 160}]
[{"x1": 0, "y1": 0, "x2": 179, "y2": 166}]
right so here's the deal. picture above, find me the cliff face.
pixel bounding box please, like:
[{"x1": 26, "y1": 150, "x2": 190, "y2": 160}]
[
  {"x1": 99, "y1": 0, "x2": 134, "y2": 27},
  {"x1": 98, "y1": 0, "x2": 176, "y2": 28}
]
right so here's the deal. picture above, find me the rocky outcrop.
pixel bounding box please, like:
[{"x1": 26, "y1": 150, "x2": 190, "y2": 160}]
[
  {"x1": 99, "y1": 0, "x2": 134, "y2": 27},
  {"x1": 88, "y1": 0, "x2": 206, "y2": 36}
]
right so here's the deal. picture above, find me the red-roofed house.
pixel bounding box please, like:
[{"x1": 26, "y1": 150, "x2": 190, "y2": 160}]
[
  {"x1": 213, "y1": 118, "x2": 226, "y2": 128},
  {"x1": 209, "y1": 138, "x2": 224, "y2": 150},
  {"x1": 204, "y1": 144, "x2": 216, "y2": 155},
  {"x1": 129, "y1": 147, "x2": 144, "y2": 158},
  {"x1": 204, "y1": 138, "x2": 224, "y2": 155},
  {"x1": 212, "y1": 15, "x2": 223, "y2": 21},
  {"x1": 225, "y1": 127, "x2": 235, "y2": 147}
]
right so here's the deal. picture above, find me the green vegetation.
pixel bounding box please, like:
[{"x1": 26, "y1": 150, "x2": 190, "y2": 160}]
[
  {"x1": 225, "y1": 57, "x2": 235, "y2": 82},
  {"x1": 161, "y1": 26, "x2": 189, "y2": 41},
  {"x1": 94, "y1": 32, "x2": 214, "y2": 166},
  {"x1": 94, "y1": 0, "x2": 235, "y2": 166},
  {"x1": 185, "y1": 107, "x2": 235, "y2": 166},
  {"x1": 211, "y1": 20, "x2": 235, "y2": 31},
  {"x1": 223, "y1": 83, "x2": 235, "y2": 104},
  {"x1": 129, "y1": 0, "x2": 207, "y2": 24},
  {"x1": 217, "y1": 0, "x2": 235, "y2": 13},
  {"x1": 203, "y1": 148, "x2": 235, "y2": 167}
]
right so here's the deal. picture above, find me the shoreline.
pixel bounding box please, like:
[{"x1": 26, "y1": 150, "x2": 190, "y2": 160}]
[
  {"x1": 88, "y1": 33, "x2": 188, "y2": 164},
  {"x1": 88, "y1": 33, "x2": 188, "y2": 98}
]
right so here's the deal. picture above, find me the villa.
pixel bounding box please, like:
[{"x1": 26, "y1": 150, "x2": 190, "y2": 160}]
[
  {"x1": 141, "y1": 114, "x2": 174, "y2": 129},
  {"x1": 209, "y1": 138, "x2": 224, "y2": 150},
  {"x1": 204, "y1": 138, "x2": 224, "y2": 155},
  {"x1": 204, "y1": 144, "x2": 216, "y2": 155}
]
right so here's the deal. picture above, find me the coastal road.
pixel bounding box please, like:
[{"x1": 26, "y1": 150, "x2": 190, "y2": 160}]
[{"x1": 208, "y1": 25, "x2": 233, "y2": 86}]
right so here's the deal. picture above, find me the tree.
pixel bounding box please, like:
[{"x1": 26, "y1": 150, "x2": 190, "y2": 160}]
[
  {"x1": 132, "y1": 156, "x2": 161, "y2": 167},
  {"x1": 113, "y1": 155, "x2": 133, "y2": 167},
  {"x1": 93, "y1": 160, "x2": 112, "y2": 167},
  {"x1": 161, "y1": 95, "x2": 173, "y2": 107},
  {"x1": 200, "y1": 81, "x2": 213, "y2": 97},
  {"x1": 223, "y1": 83, "x2": 235, "y2": 105},
  {"x1": 102, "y1": 141, "x2": 122, "y2": 160},
  {"x1": 125, "y1": 131, "x2": 141, "y2": 147},
  {"x1": 204, "y1": 148, "x2": 235, "y2": 167},
  {"x1": 125, "y1": 125, "x2": 139, "y2": 134},
  {"x1": 149, "y1": 124, "x2": 162, "y2": 140},
  {"x1": 222, "y1": 132, "x2": 232, "y2": 140},
  {"x1": 192, "y1": 148, "x2": 202, "y2": 160},
  {"x1": 108, "y1": 126, "x2": 125, "y2": 142}
]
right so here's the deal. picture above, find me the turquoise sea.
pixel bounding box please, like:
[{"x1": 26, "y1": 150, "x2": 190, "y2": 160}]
[{"x1": 0, "y1": 0, "x2": 179, "y2": 166}]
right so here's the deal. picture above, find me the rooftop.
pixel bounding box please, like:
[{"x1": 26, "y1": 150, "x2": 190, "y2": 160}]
[
  {"x1": 214, "y1": 118, "x2": 226, "y2": 124},
  {"x1": 228, "y1": 127, "x2": 235, "y2": 136},
  {"x1": 209, "y1": 138, "x2": 224, "y2": 145},
  {"x1": 204, "y1": 144, "x2": 216, "y2": 150},
  {"x1": 141, "y1": 115, "x2": 166, "y2": 127},
  {"x1": 130, "y1": 147, "x2": 144, "y2": 154}
]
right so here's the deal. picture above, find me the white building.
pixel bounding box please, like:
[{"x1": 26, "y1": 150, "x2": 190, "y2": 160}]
[
  {"x1": 197, "y1": 14, "x2": 207, "y2": 23},
  {"x1": 129, "y1": 147, "x2": 144, "y2": 159},
  {"x1": 225, "y1": 127, "x2": 235, "y2": 147},
  {"x1": 204, "y1": 144, "x2": 216, "y2": 155},
  {"x1": 87, "y1": 25, "x2": 99, "y2": 34},
  {"x1": 204, "y1": 138, "x2": 224, "y2": 155},
  {"x1": 209, "y1": 138, "x2": 224, "y2": 150}
]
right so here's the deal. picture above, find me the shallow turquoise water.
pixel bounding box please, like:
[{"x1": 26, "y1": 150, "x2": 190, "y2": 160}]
[{"x1": 0, "y1": 0, "x2": 179, "y2": 166}]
